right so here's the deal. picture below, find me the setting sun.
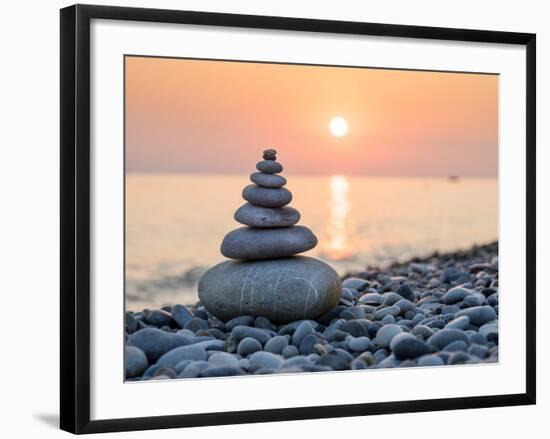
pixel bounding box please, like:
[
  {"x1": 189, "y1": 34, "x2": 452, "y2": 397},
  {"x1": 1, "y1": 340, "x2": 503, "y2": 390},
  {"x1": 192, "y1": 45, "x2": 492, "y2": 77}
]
[{"x1": 329, "y1": 117, "x2": 349, "y2": 138}]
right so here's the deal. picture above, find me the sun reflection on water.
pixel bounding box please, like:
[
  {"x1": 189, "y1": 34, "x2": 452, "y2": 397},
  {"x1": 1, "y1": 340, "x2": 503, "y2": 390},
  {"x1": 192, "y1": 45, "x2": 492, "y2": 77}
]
[{"x1": 323, "y1": 175, "x2": 358, "y2": 260}]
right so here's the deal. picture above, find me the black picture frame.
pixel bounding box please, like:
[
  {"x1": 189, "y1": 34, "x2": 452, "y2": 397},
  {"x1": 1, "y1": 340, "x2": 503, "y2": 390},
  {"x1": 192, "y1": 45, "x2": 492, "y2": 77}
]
[{"x1": 60, "y1": 4, "x2": 536, "y2": 434}]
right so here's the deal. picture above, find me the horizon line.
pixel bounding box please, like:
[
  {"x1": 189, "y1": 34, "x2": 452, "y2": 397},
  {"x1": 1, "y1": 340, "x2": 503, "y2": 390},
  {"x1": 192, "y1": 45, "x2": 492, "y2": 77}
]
[{"x1": 125, "y1": 170, "x2": 498, "y2": 179}]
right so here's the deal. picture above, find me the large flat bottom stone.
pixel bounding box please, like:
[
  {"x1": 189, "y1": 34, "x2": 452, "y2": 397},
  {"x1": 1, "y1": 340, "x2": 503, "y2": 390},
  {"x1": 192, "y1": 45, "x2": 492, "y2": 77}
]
[{"x1": 198, "y1": 256, "x2": 341, "y2": 323}]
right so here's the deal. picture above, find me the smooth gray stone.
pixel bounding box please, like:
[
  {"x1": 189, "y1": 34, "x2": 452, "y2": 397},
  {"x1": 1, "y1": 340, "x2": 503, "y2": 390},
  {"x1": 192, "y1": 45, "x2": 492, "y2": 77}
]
[
  {"x1": 125, "y1": 312, "x2": 138, "y2": 333},
  {"x1": 315, "y1": 351, "x2": 350, "y2": 371},
  {"x1": 468, "y1": 343, "x2": 489, "y2": 359},
  {"x1": 156, "y1": 344, "x2": 207, "y2": 367},
  {"x1": 146, "y1": 309, "x2": 177, "y2": 328},
  {"x1": 255, "y1": 316, "x2": 276, "y2": 330},
  {"x1": 395, "y1": 299, "x2": 415, "y2": 314},
  {"x1": 225, "y1": 315, "x2": 255, "y2": 331},
  {"x1": 263, "y1": 149, "x2": 277, "y2": 160},
  {"x1": 171, "y1": 304, "x2": 194, "y2": 328},
  {"x1": 412, "y1": 325, "x2": 434, "y2": 340},
  {"x1": 256, "y1": 160, "x2": 283, "y2": 174},
  {"x1": 373, "y1": 305, "x2": 401, "y2": 321},
  {"x1": 200, "y1": 366, "x2": 244, "y2": 377},
  {"x1": 348, "y1": 336, "x2": 371, "y2": 352},
  {"x1": 381, "y1": 292, "x2": 403, "y2": 306},
  {"x1": 395, "y1": 283, "x2": 415, "y2": 301},
  {"x1": 463, "y1": 295, "x2": 483, "y2": 307},
  {"x1": 221, "y1": 226, "x2": 317, "y2": 260},
  {"x1": 281, "y1": 345, "x2": 300, "y2": 358},
  {"x1": 340, "y1": 288, "x2": 354, "y2": 302},
  {"x1": 448, "y1": 351, "x2": 471, "y2": 365},
  {"x1": 184, "y1": 317, "x2": 208, "y2": 333},
  {"x1": 359, "y1": 292, "x2": 382, "y2": 305},
  {"x1": 299, "y1": 335, "x2": 321, "y2": 355},
  {"x1": 456, "y1": 306, "x2": 497, "y2": 326},
  {"x1": 199, "y1": 256, "x2": 341, "y2": 323},
  {"x1": 237, "y1": 337, "x2": 263, "y2": 356},
  {"x1": 392, "y1": 334, "x2": 432, "y2": 360},
  {"x1": 250, "y1": 172, "x2": 287, "y2": 188},
  {"x1": 469, "y1": 332, "x2": 488, "y2": 345},
  {"x1": 178, "y1": 365, "x2": 201, "y2": 378},
  {"x1": 376, "y1": 324, "x2": 403, "y2": 347},
  {"x1": 479, "y1": 321, "x2": 498, "y2": 339},
  {"x1": 208, "y1": 352, "x2": 240, "y2": 368},
  {"x1": 231, "y1": 326, "x2": 272, "y2": 344},
  {"x1": 351, "y1": 359, "x2": 368, "y2": 370},
  {"x1": 127, "y1": 328, "x2": 190, "y2": 363},
  {"x1": 443, "y1": 340, "x2": 469, "y2": 352},
  {"x1": 125, "y1": 346, "x2": 148, "y2": 378},
  {"x1": 282, "y1": 356, "x2": 311, "y2": 369},
  {"x1": 417, "y1": 354, "x2": 445, "y2": 367},
  {"x1": 428, "y1": 329, "x2": 469, "y2": 350},
  {"x1": 264, "y1": 335, "x2": 289, "y2": 354},
  {"x1": 292, "y1": 321, "x2": 314, "y2": 346},
  {"x1": 249, "y1": 351, "x2": 284, "y2": 370},
  {"x1": 443, "y1": 287, "x2": 472, "y2": 304},
  {"x1": 190, "y1": 339, "x2": 225, "y2": 351},
  {"x1": 151, "y1": 366, "x2": 177, "y2": 379},
  {"x1": 234, "y1": 203, "x2": 300, "y2": 228},
  {"x1": 174, "y1": 360, "x2": 193, "y2": 373},
  {"x1": 242, "y1": 185, "x2": 292, "y2": 208},
  {"x1": 342, "y1": 278, "x2": 369, "y2": 291},
  {"x1": 440, "y1": 267, "x2": 470, "y2": 283},
  {"x1": 339, "y1": 320, "x2": 370, "y2": 337},
  {"x1": 445, "y1": 316, "x2": 470, "y2": 330}
]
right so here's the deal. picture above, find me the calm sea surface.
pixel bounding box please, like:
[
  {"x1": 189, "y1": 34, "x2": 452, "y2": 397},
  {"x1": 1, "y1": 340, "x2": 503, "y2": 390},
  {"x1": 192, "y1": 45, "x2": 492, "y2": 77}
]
[{"x1": 126, "y1": 174, "x2": 498, "y2": 310}]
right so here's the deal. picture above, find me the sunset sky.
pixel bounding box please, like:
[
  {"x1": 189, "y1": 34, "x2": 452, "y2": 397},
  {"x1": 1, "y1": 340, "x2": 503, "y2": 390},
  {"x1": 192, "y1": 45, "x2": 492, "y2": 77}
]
[{"x1": 125, "y1": 56, "x2": 498, "y2": 177}]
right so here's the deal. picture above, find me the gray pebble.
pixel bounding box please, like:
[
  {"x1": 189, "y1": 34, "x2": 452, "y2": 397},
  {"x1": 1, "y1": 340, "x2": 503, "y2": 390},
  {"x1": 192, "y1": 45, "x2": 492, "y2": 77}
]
[
  {"x1": 264, "y1": 335, "x2": 289, "y2": 354},
  {"x1": 184, "y1": 317, "x2": 209, "y2": 333},
  {"x1": 249, "y1": 351, "x2": 284, "y2": 370},
  {"x1": 445, "y1": 315, "x2": 470, "y2": 330},
  {"x1": 237, "y1": 337, "x2": 263, "y2": 356},
  {"x1": 428, "y1": 329, "x2": 470, "y2": 350},
  {"x1": 256, "y1": 160, "x2": 283, "y2": 174},
  {"x1": 201, "y1": 366, "x2": 244, "y2": 377},
  {"x1": 292, "y1": 321, "x2": 314, "y2": 346},
  {"x1": 171, "y1": 305, "x2": 194, "y2": 328},
  {"x1": 225, "y1": 315, "x2": 255, "y2": 331},
  {"x1": 157, "y1": 344, "x2": 207, "y2": 367},
  {"x1": 348, "y1": 336, "x2": 371, "y2": 352},
  {"x1": 242, "y1": 185, "x2": 292, "y2": 208},
  {"x1": 395, "y1": 283, "x2": 415, "y2": 301},
  {"x1": 208, "y1": 352, "x2": 240, "y2": 368},
  {"x1": 250, "y1": 172, "x2": 287, "y2": 188},
  {"x1": 376, "y1": 324, "x2": 403, "y2": 347},
  {"x1": 456, "y1": 306, "x2": 497, "y2": 326},
  {"x1": 373, "y1": 305, "x2": 401, "y2": 321},
  {"x1": 231, "y1": 326, "x2": 272, "y2": 345},
  {"x1": 127, "y1": 328, "x2": 190, "y2": 363},
  {"x1": 281, "y1": 345, "x2": 299, "y2": 358},
  {"x1": 342, "y1": 278, "x2": 369, "y2": 291},
  {"x1": 417, "y1": 354, "x2": 445, "y2": 367},
  {"x1": 125, "y1": 346, "x2": 148, "y2": 378}
]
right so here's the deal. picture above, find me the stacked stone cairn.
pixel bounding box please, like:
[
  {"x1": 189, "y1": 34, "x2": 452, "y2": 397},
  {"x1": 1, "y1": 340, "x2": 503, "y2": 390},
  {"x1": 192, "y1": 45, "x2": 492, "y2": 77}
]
[{"x1": 198, "y1": 149, "x2": 341, "y2": 323}]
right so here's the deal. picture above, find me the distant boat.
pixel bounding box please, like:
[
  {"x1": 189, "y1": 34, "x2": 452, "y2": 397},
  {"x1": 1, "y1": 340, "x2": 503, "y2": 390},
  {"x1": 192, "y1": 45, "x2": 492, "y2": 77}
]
[{"x1": 448, "y1": 175, "x2": 460, "y2": 182}]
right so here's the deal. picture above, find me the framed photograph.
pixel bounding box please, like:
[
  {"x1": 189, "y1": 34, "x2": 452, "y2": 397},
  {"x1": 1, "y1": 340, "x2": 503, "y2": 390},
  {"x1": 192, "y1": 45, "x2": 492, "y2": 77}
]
[{"x1": 60, "y1": 4, "x2": 536, "y2": 434}]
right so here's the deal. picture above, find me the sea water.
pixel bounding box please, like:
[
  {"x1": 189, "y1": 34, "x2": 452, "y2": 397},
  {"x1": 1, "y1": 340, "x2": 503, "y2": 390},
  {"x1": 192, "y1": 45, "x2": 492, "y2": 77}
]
[{"x1": 126, "y1": 174, "x2": 497, "y2": 309}]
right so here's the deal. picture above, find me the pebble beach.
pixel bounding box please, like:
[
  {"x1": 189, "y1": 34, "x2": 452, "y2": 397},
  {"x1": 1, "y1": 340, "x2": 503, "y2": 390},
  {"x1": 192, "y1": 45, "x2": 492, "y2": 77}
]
[{"x1": 125, "y1": 241, "x2": 499, "y2": 380}]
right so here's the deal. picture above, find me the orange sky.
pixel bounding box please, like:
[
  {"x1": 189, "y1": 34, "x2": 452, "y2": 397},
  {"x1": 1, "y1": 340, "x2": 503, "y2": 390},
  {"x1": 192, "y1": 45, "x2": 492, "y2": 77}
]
[{"x1": 125, "y1": 56, "x2": 498, "y2": 177}]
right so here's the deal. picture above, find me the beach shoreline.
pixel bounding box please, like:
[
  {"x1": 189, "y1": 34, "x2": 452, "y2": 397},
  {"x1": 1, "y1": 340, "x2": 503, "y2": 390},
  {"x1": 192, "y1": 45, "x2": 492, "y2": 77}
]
[{"x1": 125, "y1": 241, "x2": 498, "y2": 380}]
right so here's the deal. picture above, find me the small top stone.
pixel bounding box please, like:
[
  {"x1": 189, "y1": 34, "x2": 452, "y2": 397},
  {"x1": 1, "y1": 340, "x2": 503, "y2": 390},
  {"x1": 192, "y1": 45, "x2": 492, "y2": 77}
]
[{"x1": 263, "y1": 149, "x2": 277, "y2": 161}]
